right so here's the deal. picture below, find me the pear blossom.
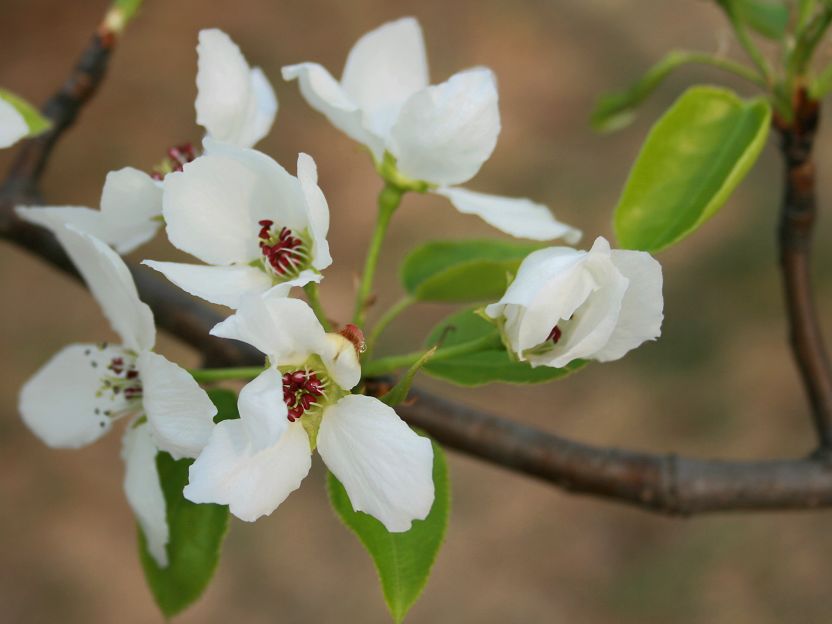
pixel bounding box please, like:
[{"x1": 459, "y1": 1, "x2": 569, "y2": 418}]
[
  {"x1": 0, "y1": 96, "x2": 27, "y2": 148},
  {"x1": 18, "y1": 225, "x2": 217, "y2": 566},
  {"x1": 283, "y1": 17, "x2": 579, "y2": 243},
  {"x1": 195, "y1": 28, "x2": 277, "y2": 149},
  {"x1": 143, "y1": 141, "x2": 331, "y2": 308},
  {"x1": 484, "y1": 236, "x2": 663, "y2": 368},
  {"x1": 17, "y1": 167, "x2": 163, "y2": 254},
  {"x1": 185, "y1": 293, "x2": 434, "y2": 532}
]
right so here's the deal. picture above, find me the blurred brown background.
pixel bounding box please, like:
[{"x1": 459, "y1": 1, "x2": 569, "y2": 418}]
[{"x1": 3, "y1": 0, "x2": 832, "y2": 622}]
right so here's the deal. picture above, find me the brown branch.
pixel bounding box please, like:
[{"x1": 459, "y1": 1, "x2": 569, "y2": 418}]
[
  {"x1": 776, "y1": 89, "x2": 832, "y2": 450},
  {"x1": 4, "y1": 15, "x2": 832, "y2": 517}
]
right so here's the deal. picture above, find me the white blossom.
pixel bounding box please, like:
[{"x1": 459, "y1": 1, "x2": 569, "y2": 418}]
[
  {"x1": 18, "y1": 225, "x2": 217, "y2": 566},
  {"x1": 144, "y1": 141, "x2": 331, "y2": 308},
  {"x1": 283, "y1": 17, "x2": 579, "y2": 242},
  {"x1": 185, "y1": 293, "x2": 434, "y2": 532},
  {"x1": 17, "y1": 167, "x2": 163, "y2": 254},
  {"x1": 484, "y1": 236, "x2": 664, "y2": 368},
  {"x1": 0, "y1": 97, "x2": 27, "y2": 148}
]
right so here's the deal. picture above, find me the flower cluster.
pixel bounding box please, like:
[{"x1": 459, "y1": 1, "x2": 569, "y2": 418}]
[{"x1": 14, "y1": 16, "x2": 663, "y2": 583}]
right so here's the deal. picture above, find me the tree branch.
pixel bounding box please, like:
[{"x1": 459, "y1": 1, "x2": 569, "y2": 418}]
[
  {"x1": 776, "y1": 89, "x2": 832, "y2": 450},
  {"x1": 4, "y1": 15, "x2": 832, "y2": 517}
]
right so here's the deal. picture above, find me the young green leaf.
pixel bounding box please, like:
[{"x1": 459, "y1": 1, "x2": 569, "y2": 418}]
[
  {"x1": 207, "y1": 387, "x2": 240, "y2": 423},
  {"x1": 328, "y1": 439, "x2": 450, "y2": 623},
  {"x1": 400, "y1": 239, "x2": 543, "y2": 303},
  {"x1": 422, "y1": 308, "x2": 584, "y2": 386},
  {"x1": 138, "y1": 452, "x2": 230, "y2": 618},
  {"x1": 591, "y1": 51, "x2": 765, "y2": 133},
  {"x1": 381, "y1": 347, "x2": 437, "y2": 407},
  {"x1": 0, "y1": 89, "x2": 51, "y2": 137},
  {"x1": 734, "y1": 0, "x2": 789, "y2": 39},
  {"x1": 614, "y1": 86, "x2": 771, "y2": 253}
]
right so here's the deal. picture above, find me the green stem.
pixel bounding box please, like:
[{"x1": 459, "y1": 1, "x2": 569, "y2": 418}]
[
  {"x1": 674, "y1": 51, "x2": 768, "y2": 88},
  {"x1": 353, "y1": 183, "x2": 405, "y2": 327},
  {"x1": 365, "y1": 295, "x2": 416, "y2": 359},
  {"x1": 362, "y1": 333, "x2": 502, "y2": 377},
  {"x1": 304, "y1": 282, "x2": 332, "y2": 331},
  {"x1": 721, "y1": 5, "x2": 774, "y2": 85},
  {"x1": 189, "y1": 367, "x2": 265, "y2": 383}
]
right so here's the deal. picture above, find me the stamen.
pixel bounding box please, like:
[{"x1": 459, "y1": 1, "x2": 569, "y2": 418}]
[
  {"x1": 258, "y1": 221, "x2": 310, "y2": 278},
  {"x1": 339, "y1": 324, "x2": 366, "y2": 354},
  {"x1": 150, "y1": 142, "x2": 199, "y2": 180},
  {"x1": 547, "y1": 325, "x2": 562, "y2": 344},
  {"x1": 281, "y1": 369, "x2": 327, "y2": 422}
]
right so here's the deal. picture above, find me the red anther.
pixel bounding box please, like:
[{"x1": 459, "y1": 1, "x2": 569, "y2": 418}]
[
  {"x1": 126, "y1": 370, "x2": 139, "y2": 379},
  {"x1": 291, "y1": 371, "x2": 307, "y2": 385},
  {"x1": 339, "y1": 324, "x2": 366, "y2": 355},
  {"x1": 258, "y1": 221, "x2": 306, "y2": 276},
  {"x1": 547, "y1": 325, "x2": 562, "y2": 344}
]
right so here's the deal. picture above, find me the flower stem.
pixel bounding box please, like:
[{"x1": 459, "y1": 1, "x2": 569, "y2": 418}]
[
  {"x1": 304, "y1": 282, "x2": 332, "y2": 331},
  {"x1": 365, "y1": 295, "x2": 416, "y2": 359},
  {"x1": 189, "y1": 367, "x2": 265, "y2": 383},
  {"x1": 362, "y1": 333, "x2": 502, "y2": 377},
  {"x1": 353, "y1": 183, "x2": 405, "y2": 328}
]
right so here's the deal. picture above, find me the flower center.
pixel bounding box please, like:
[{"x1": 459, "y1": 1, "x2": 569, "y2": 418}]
[
  {"x1": 258, "y1": 220, "x2": 311, "y2": 278},
  {"x1": 282, "y1": 369, "x2": 328, "y2": 422},
  {"x1": 99, "y1": 355, "x2": 143, "y2": 402},
  {"x1": 150, "y1": 142, "x2": 199, "y2": 180}
]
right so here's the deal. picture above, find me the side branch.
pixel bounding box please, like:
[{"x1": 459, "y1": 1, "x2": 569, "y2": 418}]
[{"x1": 776, "y1": 91, "x2": 832, "y2": 449}]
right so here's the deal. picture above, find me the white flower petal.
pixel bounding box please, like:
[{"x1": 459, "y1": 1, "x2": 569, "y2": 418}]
[
  {"x1": 282, "y1": 62, "x2": 384, "y2": 158},
  {"x1": 210, "y1": 293, "x2": 327, "y2": 364},
  {"x1": 98, "y1": 167, "x2": 164, "y2": 253},
  {"x1": 122, "y1": 422, "x2": 168, "y2": 568},
  {"x1": 319, "y1": 395, "x2": 434, "y2": 532},
  {"x1": 184, "y1": 416, "x2": 311, "y2": 522},
  {"x1": 435, "y1": 187, "x2": 582, "y2": 242},
  {"x1": 592, "y1": 250, "x2": 664, "y2": 362},
  {"x1": 390, "y1": 68, "x2": 500, "y2": 186},
  {"x1": 340, "y1": 17, "x2": 429, "y2": 139},
  {"x1": 164, "y1": 143, "x2": 307, "y2": 265},
  {"x1": 195, "y1": 29, "x2": 277, "y2": 148},
  {"x1": 0, "y1": 97, "x2": 28, "y2": 148},
  {"x1": 296, "y1": 152, "x2": 332, "y2": 272},
  {"x1": 137, "y1": 351, "x2": 217, "y2": 459},
  {"x1": 60, "y1": 226, "x2": 156, "y2": 352},
  {"x1": 19, "y1": 343, "x2": 128, "y2": 448},
  {"x1": 142, "y1": 260, "x2": 275, "y2": 308},
  {"x1": 237, "y1": 367, "x2": 288, "y2": 453},
  {"x1": 320, "y1": 334, "x2": 361, "y2": 391}
]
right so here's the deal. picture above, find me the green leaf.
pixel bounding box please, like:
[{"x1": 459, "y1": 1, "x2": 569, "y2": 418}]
[
  {"x1": 0, "y1": 89, "x2": 50, "y2": 137},
  {"x1": 591, "y1": 51, "x2": 765, "y2": 133},
  {"x1": 422, "y1": 308, "x2": 585, "y2": 386},
  {"x1": 614, "y1": 86, "x2": 771, "y2": 253},
  {"x1": 381, "y1": 347, "x2": 437, "y2": 407},
  {"x1": 207, "y1": 387, "x2": 239, "y2": 423},
  {"x1": 138, "y1": 453, "x2": 230, "y2": 618},
  {"x1": 328, "y1": 439, "x2": 450, "y2": 623},
  {"x1": 736, "y1": 0, "x2": 790, "y2": 39},
  {"x1": 400, "y1": 239, "x2": 543, "y2": 303}
]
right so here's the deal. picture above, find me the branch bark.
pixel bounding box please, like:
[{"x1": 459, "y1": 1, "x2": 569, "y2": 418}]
[
  {"x1": 4, "y1": 17, "x2": 832, "y2": 516},
  {"x1": 776, "y1": 89, "x2": 832, "y2": 450}
]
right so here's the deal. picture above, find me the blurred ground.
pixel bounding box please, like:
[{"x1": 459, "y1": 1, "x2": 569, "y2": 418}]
[{"x1": 3, "y1": 0, "x2": 832, "y2": 622}]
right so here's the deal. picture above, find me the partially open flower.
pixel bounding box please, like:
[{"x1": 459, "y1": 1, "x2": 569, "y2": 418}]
[
  {"x1": 195, "y1": 28, "x2": 278, "y2": 149},
  {"x1": 0, "y1": 96, "x2": 27, "y2": 148},
  {"x1": 283, "y1": 17, "x2": 579, "y2": 243},
  {"x1": 17, "y1": 167, "x2": 163, "y2": 254},
  {"x1": 144, "y1": 141, "x2": 331, "y2": 308},
  {"x1": 18, "y1": 226, "x2": 217, "y2": 567},
  {"x1": 484, "y1": 237, "x2": 664, "y2": 368},
  {"x1": 185, "y1": 293, "x2": 434, "y2": 532}
]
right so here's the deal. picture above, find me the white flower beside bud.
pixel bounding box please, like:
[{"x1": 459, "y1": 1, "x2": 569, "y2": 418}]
[{"x1": 485, "y1": 236, "x2": 664, "y2": 368}]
